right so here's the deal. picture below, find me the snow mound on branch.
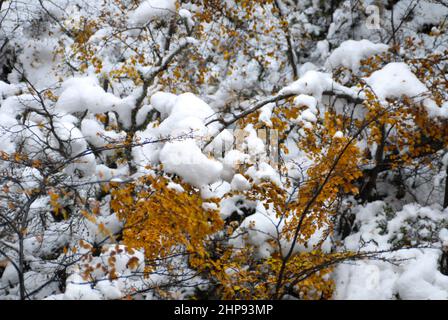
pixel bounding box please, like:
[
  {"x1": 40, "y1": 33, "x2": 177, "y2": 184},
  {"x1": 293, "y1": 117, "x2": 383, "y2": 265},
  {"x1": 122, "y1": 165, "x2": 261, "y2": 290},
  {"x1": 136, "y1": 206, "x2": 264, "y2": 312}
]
[
  {"x1": 364, "y1": 62, "x2": 447, "y2": 118},
  {"x1": 1, "y1": 94, "x2": 44, "y2": 116},
  {"x1": 179, "y1": 9, "x2": 194, "y2": 28},
  {"x1": 243, "y1": 125, "x2": 265, "y2": 157},
  {"x1": 258, "y1": 103, "x2": 274, "y2": 126},
  {"x1": 221, "y1": 150, "x2": 250, "y2": 181},
  {"x1": 159, "y1": 139, "x2": 223, "y2": 188},
  {"x1": 81, "y1": 119, "x2": 125, "y2": 149},
  {"x1": 246, "y1": 162, "x2": 281, "y2": 186},
  {"x1": 0, "y1": 114, "x2": 18, "y2": 155},
  {"x1": 300, "y1": 109, "x2": 317, "y2": 123},
  {"x1": 229, "y1": 202, "x2": 332, "y2": 259},
  {"x1": 231, "y1": 174, "x2": 251, "y2": 191},
  {"x1": 53, "y1": 121, "x2": 87, "y2": 156},
  {"x1": 153, "y1": 92, "x2": 217, "y2": 138},
  {"x1": 294, "y1": 94, "x2": 319, "y2": 125},
  {"x1": 326, "y1": 40, "x2": 388, "y2": 72},
  {"x1": 364, "y1": 63, "x2": 428, "y2": 101},
  {"x1": 129, "y1": 0, "x2": 176, "y2": 25},
  {"x1": 56, "y1": 77, "x2": 123, "y2": 114},
  {"x1": 279, "y1": 70, "x2": 355, "y2": 99},
  {"x1": 334, "y1": 202, "x2": 448, "y2": 300},
  {"x1": 136, "y1": 92, "x2": 222, "y2": 182},
  {"x1": 56, "y1": 77, "x2": 138, "y2": 128},
  {"x1": 294, "y1": 94, "x2": 318, "y2": 111},
  {"x1": 1, "y1": 263, "x2": 19, "y2": 287},
  {"x1": 334, "y1": 249, "x2": 448, "y2": 300},
  {"x1": 0, "y1": 81, "x2": 21, "y2": 99},
  {"x1": 53, "y1": 121, "x2": 95, "y2": 176}
]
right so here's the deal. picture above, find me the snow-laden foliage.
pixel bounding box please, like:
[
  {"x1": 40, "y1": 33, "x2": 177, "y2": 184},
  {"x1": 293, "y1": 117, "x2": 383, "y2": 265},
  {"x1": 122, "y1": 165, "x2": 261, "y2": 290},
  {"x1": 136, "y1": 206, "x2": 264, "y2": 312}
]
[{"x1": 0, "y1": 0, "x2": 448, "y2": 300}]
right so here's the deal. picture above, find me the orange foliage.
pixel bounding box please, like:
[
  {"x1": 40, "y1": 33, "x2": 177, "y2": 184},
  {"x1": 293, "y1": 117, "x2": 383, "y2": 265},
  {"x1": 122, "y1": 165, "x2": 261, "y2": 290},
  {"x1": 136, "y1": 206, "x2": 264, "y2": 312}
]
[{"x1": 111, "y1": 175, "x2": 224, "y2": 272}]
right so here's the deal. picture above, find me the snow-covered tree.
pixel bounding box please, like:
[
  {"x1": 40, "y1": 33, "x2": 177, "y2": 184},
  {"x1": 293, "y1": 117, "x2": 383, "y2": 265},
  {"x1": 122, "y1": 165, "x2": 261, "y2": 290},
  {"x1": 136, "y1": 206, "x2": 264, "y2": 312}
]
[{"x1": 0, "y1": 0, "x2": 448, "y2": 300}]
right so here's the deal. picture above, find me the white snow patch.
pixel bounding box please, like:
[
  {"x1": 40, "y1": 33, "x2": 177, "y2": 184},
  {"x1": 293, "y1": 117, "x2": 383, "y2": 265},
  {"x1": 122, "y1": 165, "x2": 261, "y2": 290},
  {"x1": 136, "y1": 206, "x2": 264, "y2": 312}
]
[
  {"x1": 326, "y1": 40, "x2": 388, "y2": 72},
  {"x1": 279, "y1": 70, "x2": 355, "y2": 100},
  {"x1": 56, "y1": 77, "x2": 123, "y2": 114},
  {"x1": 129, "y1": 0, "x2": 176, "y2": 25},
  {"x1": 364, "y1": 62, "x2": 446, "y2": 118}
]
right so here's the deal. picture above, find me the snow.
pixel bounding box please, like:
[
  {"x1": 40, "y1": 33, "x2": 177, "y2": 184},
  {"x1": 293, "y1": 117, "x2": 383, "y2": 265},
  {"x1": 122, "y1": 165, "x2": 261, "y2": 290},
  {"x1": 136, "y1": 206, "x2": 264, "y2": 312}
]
[
  {"x1": 335, "y1": 202, "x2": 448, "y2": 300},
  {"x1": 1, "y1": 263, "x2": 19, "y2": 287},
  {"x1": 102, "y1": 245, "x2": 144, "y2": 274},
  {"x1": 221, "y1": 150, "x2": 250, "y2": 181},
  {"x1": 63, "y1": 273, "x2": 103, "y2": 300},
  {"x1": 279, "y1": 70, "x2": 355, "y2": 100},
  {"x1": 333, "y1": 261, "x2": 397, "y2": 300},
  {"x1": 0, "y1": 113, "x2": 17, "y2": 155},
  {"x1": 440, "y1": 229, "x2": 448, "y2": 247},
  {"x1": 364, "y1": 62, "x2": 448, "y2": 118},
  {"x1": 1, "y1": 0, "x2": 448, "y2": 301},
  {"x1": 230, "y1": 174, "x2": 251, "y2": 191},
  {"x1": 326, "y1": 40, "x2": 389, "y2": 72},
  {"x1": 280, "y1": 71, "x2": 332, "y2": 98},
  {"x1": 14, "y1": 37, "x2": 61, "y2": 90},
  {"x1": 243, "y1": 125, "x2": 266, "y2": 157},
  {"x1": 81, "y1": 119, "x2": 125, "y2": 150},
  {"x1": 229, "y1": 201, "x2": 332, "y2": 259},
  {"x1": 333, "y1": 131, "x2": 344, "y2": 139},
  {"x1": 129, "y1": 0, "x2": 176, "y2": 25},
  {"x1": 154, "y1": 92, "x2": 217, "y2": 138},
  {"x1": 395, "y1": 250, "x2": 448, "y2": 300},
  {"x1": 62, "y1": 244, "x2": 145, "y2": 300},
  {"x1": 229, "y1": 202, "x2": 279, "y2": 259},
  {"x1": 246, "y1": 162, "x2": 281, "y2": 186},
  {"x1": 178, "y1": 9, "x2": 192, "y2": 20},
  {"x1": 298, "y1": 62, "x2": 318, "y2": 77},
  {"x1": 150, "y1": 91, "x2": 178, "y2": 118},
  {"x1": 96, "y1": 281, "x2": 123, "y2": 300},
  {"x1": 294, "y1": 94, "x2": 318, "y2": 112},
  {"x1": 96, "y1": 164, "x2": 129, "y2": 181},
  {"x1": 363, "y1": 249, "x2": 448, "y2": 300},
  {"x1": 201, "y1": 181, "x2": 231, "y2": 200},
  {"x1": 1, "y1": 94, "x2": 44, "y2": 117},
  {"x1": 258, "y1": 103, "x2": 274, "y2": 127},
  {"x1": 294, "y1": 94, "x2": 319, "y2": 125},
  {"x1": 136, "y1": 92, "x2": 224, "y2": 187},
  {"x1": 56, "y1": 77, "x2": 123, "y2": 114},
  {"x1": 0, "y1": 81, "x2": 21, "y2": 99},
  {"x1": 299, "y1": 109, "x2": 317, "y2": 123},
  {"x1": 365, "y1": 63, "x2": 428, "y2": 101},
  {"x1": 178, "y1": 9, "x2": 194, "y2": 28},
  {"x1": 159, "y1": 139, "x2": 223, "y2": 188}
]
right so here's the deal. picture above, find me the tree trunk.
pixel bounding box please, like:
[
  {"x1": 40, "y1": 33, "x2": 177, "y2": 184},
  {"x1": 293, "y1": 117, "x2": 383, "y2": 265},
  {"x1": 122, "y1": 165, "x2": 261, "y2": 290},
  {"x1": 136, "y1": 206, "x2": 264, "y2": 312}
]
[{"x1": 444, "y1": 164, "x2": 448, "y2": 209}]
